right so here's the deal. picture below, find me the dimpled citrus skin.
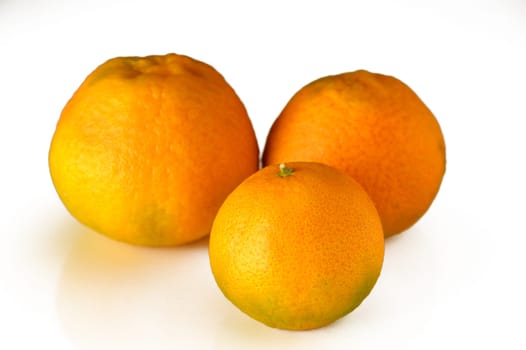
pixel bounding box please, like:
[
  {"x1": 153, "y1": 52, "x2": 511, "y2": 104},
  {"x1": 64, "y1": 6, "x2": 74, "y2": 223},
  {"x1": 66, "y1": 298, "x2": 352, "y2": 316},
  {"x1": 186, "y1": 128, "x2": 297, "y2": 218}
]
[
  {"x1": 263, "y1": 70, "x2": 446, "y2": 237},
  {"x1": 49, "y1": 53, "x2": 259, "y2": 246},
  {"x1": 209, "y1": 162, "x2": 384, "y2": 330}
]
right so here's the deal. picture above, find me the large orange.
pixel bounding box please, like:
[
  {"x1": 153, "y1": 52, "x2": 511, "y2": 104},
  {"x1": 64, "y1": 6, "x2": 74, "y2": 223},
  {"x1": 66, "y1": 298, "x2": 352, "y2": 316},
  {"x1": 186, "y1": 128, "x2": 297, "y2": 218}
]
[
  {"x1": 49, "y1": 53, "x2": 259, "y2": 246},
  {"x1": 263, "y1": 70, "x2": 446, "y2": 237},
  {"x1": 209, "y1": 162, "x2": 384, "y2": 330}
]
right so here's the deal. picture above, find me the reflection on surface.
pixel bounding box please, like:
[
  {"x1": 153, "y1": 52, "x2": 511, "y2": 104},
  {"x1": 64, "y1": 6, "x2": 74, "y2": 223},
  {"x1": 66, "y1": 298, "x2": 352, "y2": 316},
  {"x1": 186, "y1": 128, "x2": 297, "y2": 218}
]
[{"x1": 55, "y1": 218, "x2": 446, "y2": 349}]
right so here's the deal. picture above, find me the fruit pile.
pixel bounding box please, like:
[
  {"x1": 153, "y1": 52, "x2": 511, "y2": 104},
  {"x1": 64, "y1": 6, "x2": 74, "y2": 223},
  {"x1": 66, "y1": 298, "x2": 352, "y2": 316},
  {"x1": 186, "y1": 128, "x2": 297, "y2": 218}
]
[{"x1": 49, "y1": 53, "x2": 446, "y2": 330}]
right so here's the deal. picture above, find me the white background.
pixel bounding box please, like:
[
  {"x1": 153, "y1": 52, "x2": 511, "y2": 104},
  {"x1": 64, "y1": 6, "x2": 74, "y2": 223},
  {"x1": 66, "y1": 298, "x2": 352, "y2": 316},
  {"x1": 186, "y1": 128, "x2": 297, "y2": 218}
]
[{"x1": 1, "y1": 0, "x2": 525, "y2": 349}]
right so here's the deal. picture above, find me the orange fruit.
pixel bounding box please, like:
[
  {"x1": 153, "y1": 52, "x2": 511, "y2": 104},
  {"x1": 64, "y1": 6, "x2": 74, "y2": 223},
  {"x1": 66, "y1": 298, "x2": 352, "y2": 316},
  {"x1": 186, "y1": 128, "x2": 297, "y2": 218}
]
[
  {"x1": 209, "y1": 162, "x2": 384, "y2": 330},
  {"x1": 49, "y1": 53, "x2": 259, "y2": 246},
  {"x1": 263, "y1": 70, "x2": 446, "y2": 237}
]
